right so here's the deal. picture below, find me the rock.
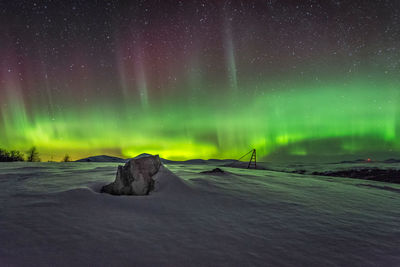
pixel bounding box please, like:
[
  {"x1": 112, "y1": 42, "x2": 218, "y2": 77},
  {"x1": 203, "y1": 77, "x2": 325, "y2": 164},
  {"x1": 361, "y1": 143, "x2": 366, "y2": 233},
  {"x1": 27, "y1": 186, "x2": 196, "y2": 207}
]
[
  {"x1": 201, "y1": 168, "x2": 225, "y2": 174},
  {"x1": 101, "y1": 155, "x2": 161, "y2": 195},
  {"x1": 291, "y1": 169, "x2": 306, "y2": 174}
]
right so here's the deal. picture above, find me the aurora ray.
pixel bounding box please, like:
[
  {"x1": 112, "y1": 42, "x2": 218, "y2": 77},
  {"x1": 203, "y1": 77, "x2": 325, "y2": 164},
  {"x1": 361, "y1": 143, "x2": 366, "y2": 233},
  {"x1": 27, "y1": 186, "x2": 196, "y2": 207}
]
[{"x1": 0, "y1": 1, "x2": 399, "y2": 161}]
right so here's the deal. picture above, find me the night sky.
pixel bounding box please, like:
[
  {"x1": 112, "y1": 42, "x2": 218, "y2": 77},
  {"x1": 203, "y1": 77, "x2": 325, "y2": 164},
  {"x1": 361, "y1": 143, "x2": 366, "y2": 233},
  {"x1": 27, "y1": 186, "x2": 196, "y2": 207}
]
[{"x1": 1, "y1": 0, "x2": 400, "y2": 161}]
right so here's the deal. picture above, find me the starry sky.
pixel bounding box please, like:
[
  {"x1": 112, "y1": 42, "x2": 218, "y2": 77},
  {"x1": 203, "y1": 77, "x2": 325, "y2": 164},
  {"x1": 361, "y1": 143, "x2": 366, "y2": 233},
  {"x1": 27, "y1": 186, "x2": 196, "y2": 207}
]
[{"x1": 1, "y1": 0, "x2": 400, "y2": 161}]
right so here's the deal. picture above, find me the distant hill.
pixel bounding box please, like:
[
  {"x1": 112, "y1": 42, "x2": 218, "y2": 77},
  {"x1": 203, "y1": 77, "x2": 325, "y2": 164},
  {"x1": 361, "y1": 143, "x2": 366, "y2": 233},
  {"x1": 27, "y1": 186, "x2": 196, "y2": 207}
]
[
  {"x1": 132, "y1": 153, "x2": 153, "y2": 159},
  {"x1": 75, "y1": 155, "x2": 126, "y2": 163},
  {"x1": 76, "y1": 153, "x2": 158, "y2": 163},
  {"x1": 162, "y1": 158, "x2": 237, "y2": 164},
  {"x1": 76, "y1": 153, "x2": 238, "y2": 165},
  {"x1": 383, "y1": 158, "x2": 400, "y2": 163},
  {"x1": 222, "y1": 160, "x2": 267, "y2": 170},
  {"x1": 208, "y1": 159, "x2": 238, "y2": 164},
  {"x1": 339, "y1": 159, "x2": 369, "y2": 164},
  {"x1": 338, "y1": 158, "x2": 400, "y2": 164}
]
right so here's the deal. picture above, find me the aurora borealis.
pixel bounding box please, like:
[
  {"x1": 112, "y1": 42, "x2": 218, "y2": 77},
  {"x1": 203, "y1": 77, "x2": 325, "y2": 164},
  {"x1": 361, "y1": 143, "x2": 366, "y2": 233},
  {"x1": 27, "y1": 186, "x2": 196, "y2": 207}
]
[{"x1": 1, "y1": 0, "x2": 400, "y2": 161}]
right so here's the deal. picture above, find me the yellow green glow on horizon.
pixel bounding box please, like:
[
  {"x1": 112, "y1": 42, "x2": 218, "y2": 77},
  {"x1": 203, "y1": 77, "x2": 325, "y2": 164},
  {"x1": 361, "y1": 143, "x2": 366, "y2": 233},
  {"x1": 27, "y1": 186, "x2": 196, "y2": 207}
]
[{"x1": 1, "y1": 74, "x2": 399, "y2": 161}]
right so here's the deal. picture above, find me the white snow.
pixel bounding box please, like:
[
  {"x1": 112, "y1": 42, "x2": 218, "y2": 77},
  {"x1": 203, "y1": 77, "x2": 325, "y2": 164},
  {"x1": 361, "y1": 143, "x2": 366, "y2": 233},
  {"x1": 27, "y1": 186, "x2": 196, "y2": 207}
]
[{"x1": 0, "y1": 162, "x2": 399, "y2": 266}]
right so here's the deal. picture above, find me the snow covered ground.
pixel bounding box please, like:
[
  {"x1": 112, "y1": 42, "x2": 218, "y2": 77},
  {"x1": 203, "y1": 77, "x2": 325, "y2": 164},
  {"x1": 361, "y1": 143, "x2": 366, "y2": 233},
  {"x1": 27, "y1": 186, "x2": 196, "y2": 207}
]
[
  {"x1": 0, "y1": 162, "x2": 399, "y2": 266},
  {"x1": 254, "y1": 160, "x2": 400, "y2": 173}
]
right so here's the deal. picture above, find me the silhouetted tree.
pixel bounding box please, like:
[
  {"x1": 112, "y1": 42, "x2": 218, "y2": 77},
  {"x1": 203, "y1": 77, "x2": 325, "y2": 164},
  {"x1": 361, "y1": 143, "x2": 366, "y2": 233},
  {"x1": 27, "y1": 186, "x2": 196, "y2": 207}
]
[
  {"x1": 63, "y1": 154, "x2": 71, "y2": 162},
  {"x1": 0, "y1": 148, "x2": 24, "y2": 162},
  {"x1": 27, "y1": 147, "x2": 40, "y2": 162},
  {"x1": 10, "y1": 150, "x2": 24, "y2": 161},
  {"x1": 0, "y1": 149, "x2": 10, "y2": 161}
]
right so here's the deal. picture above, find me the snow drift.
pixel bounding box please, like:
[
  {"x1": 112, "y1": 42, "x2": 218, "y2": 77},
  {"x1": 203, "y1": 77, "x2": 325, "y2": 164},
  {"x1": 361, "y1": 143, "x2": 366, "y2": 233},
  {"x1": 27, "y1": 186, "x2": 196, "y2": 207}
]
[{"x1": 0, "y1": 162, "x2": 399, "y2": 266}]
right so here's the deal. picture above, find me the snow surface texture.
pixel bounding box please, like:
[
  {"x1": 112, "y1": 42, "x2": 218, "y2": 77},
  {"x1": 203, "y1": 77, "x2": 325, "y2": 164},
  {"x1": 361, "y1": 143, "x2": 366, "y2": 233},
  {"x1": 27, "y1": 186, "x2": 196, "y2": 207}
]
[{"x1": 0, "y1": 162, "x2": 399, "y2": 266}]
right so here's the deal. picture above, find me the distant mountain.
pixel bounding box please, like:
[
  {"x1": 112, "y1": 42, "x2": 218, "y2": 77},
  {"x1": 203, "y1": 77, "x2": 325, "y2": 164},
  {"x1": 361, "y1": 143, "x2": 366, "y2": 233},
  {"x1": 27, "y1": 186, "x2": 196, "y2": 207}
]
[
  {"x1": 207, "y1": 159, "x2": 238, "y2": 163},
  {"x1": 162, "y1": 158, "x2": 237, "y2": 164},
  {"x1": 383, "y1": 158, "x2": 400, "y2": 163},
  {"x1": 76, "y1": 153, "x2": 158, "y2": 163},
  {"x1": 132, "y1": 153, "x2": 154, "y2": 159},
  {"x1": 312, "y1": 168, "x2": 400, "y2": 184},
  {"x1": 222, "y1": 161, "x2": 267, "y2": 170},
  {"x1": 76, "y1": 153, "x2": 238, "y2": 165},
  {"x1": 339, "y1": 159, "x2": 370, "y2": 164},
  {"x1": 338, "y1": 158, "x2": 400, "y2": 164},
  {"x1": 75, "y1": 155, "x2": 126, "y2": 163}
]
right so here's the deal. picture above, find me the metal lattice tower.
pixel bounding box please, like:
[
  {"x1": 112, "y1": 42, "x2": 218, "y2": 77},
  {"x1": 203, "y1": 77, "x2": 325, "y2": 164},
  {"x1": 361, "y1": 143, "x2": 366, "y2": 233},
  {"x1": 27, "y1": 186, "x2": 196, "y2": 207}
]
[
  {"x1": 235, "y1": 148, "x2": 257, "y2": 169},
  {"x1": 247, "y1": 149, "x2": 256, "y2": 169}
]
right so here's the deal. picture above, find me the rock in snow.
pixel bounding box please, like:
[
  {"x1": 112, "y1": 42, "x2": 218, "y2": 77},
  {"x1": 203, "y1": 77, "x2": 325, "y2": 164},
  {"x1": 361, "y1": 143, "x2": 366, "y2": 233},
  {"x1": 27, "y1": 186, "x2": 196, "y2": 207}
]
[
  {"x1": 101, "y1": 154, "x2": 161, "y2": 195},
  {"x1": 200, "y1": 168, "x2": 225, "y2": 174}
]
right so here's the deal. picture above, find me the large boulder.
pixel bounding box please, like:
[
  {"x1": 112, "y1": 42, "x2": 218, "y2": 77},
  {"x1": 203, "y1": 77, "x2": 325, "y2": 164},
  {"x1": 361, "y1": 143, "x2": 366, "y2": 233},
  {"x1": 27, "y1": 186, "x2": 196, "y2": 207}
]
[{"x1": 101, "y1": 155, "x2": 161, "y2": 195}]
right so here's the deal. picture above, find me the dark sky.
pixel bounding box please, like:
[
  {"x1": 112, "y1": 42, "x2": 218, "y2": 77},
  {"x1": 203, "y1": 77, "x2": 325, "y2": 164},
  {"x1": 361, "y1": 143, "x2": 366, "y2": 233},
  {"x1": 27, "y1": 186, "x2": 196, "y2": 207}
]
[{"x1": 1, "y1": 0, "x2": 400, "y2": 161}]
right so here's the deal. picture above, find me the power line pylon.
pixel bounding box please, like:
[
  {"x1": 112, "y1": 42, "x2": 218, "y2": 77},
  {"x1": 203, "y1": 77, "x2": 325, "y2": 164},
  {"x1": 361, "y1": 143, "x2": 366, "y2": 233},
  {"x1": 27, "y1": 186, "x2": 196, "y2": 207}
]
[
  {"x1": 233, "y1": 148, "x2": 257, "y2": 169},
  {"x1": 247, "y1": 149, "x2": 256, "y2": 169}
]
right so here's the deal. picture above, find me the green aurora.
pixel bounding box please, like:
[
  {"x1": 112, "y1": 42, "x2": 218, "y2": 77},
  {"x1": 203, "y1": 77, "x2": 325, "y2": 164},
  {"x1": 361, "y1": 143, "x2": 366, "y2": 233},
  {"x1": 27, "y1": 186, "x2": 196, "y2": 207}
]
[
  {"x1": 1, "y1": 72, "x2": 399, "y2": 161},
  {"x1": 1, "y1": 1, "x2": 399, "y2": 161}
]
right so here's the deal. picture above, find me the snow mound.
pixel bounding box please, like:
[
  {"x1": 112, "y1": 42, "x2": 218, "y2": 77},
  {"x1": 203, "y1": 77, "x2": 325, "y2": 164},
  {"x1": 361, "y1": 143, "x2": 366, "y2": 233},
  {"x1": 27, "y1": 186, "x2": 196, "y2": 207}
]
[
  {"x1": 151, "y1": 165, "x2": 193, "y2": 196},
  {"x1": 1, "y1": 162, "x2": 400, "y2": 266},
  {"x1": 89, "y1": 164, "x2": 192, "y2": 196}
]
